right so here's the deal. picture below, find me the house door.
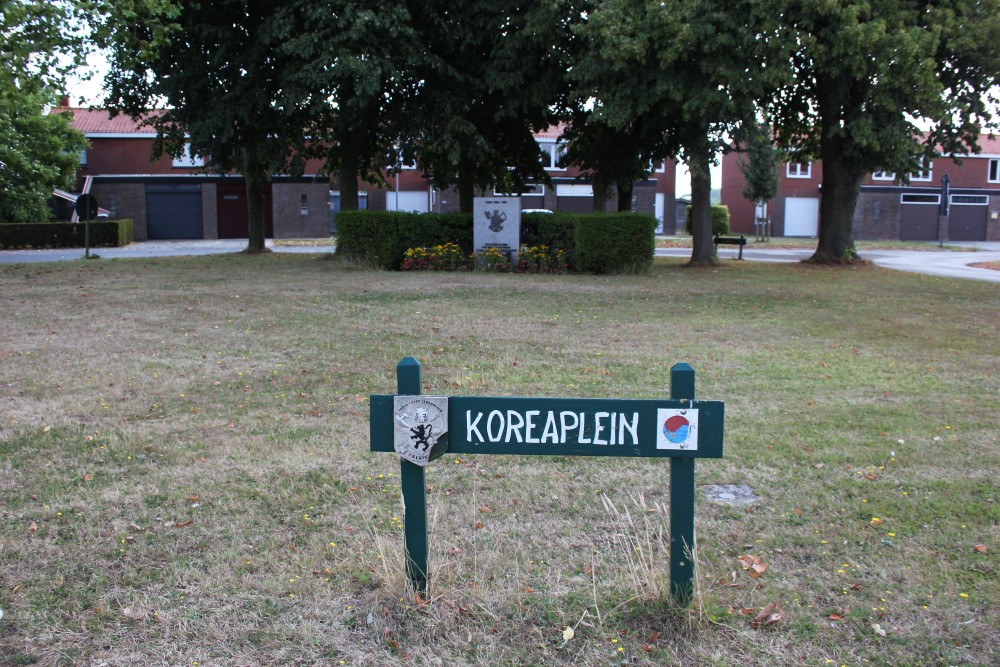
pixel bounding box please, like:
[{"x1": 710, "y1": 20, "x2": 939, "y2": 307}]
[
  {"x1": 146, "y1": 184, "x2": 203, "y2": 239},
  {"x1": 783, "y1": 197, "x2": 819, "y2": 236},
  {"x1": 217, "y1": 182, "x2": 274, "y2": 239},
  {"x1": 948, "y1": 195, "x2": 988, "y2": 242},
  {"x1": 899, "y1": 194, "x2": 940, "y2": 241}
]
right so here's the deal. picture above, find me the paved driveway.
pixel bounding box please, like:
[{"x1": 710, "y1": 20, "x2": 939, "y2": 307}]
[{"x1": 2, "y1": 239, "x2": 999, "y2": 283}]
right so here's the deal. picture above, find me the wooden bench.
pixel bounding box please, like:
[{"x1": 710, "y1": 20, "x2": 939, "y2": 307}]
[{"x1": 713, "y1": 234, "x2": 748, "y2": 259}]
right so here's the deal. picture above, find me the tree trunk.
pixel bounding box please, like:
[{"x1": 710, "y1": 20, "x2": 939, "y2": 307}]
[
  {"x1": 687, "y1": 144, "x2": 718, "y2": 266},
  {"x1": 458, "y1": 157, "x2": 475, "y2": 213},
  {"x1": 592, "y1": 173, "x2": 611, "y2": 212},
  {"x1": 811, "y1": 147, "x2": 863, "y2": 263},
  {"x1": 338, "y1": 148, "x2": 360, "y2": 211},
  {"x1": 243, "y1": 152, "x2": 269, "y2": 254},
  {"x1": 616, "y1": 180, "x2": 633, "y2": 213},
  {"x1": 811, "y1": 75, "x2": 863, "y2": 263}
]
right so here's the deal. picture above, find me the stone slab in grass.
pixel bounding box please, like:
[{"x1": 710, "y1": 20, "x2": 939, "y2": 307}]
[{"x1": 701, "y1": 484, "x2": 759, "y2": 505}]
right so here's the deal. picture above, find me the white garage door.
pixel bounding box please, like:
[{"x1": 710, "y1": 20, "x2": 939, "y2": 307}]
[
  {"x1": 386, "y1": 190, "x2": 428, "y2": 213},
  {"x1": 784, "y1": 197, "x2": 819, "y2": 237}
]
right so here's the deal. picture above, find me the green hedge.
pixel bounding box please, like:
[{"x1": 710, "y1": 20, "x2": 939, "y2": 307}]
[
  {"x1": 0, "y1": 220, "x2": 134, "y2": 249},
  {"x1": 336, "y1": 211, "x2": 473, "y2": 269},
  {"x1": 574, "y1": 213, "x2": 656, "y2": 274},
  {"x1": 685, "y1": 204, "x2": 731, "y2": 236},
  {"x1": 337, "y1": 209, "x2": 654, "y2": 274}
]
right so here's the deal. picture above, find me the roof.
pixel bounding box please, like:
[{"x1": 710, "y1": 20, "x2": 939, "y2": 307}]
[
  {"x1": 49, "y1": 107, "x2": 160, "y2": 134},
  {"x1": 534, "y1": 123, "x2": 567, "y2": 140}
]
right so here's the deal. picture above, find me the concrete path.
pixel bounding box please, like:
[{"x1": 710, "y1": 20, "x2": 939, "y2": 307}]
[
  {"x1": 656, "y1": 242, "x2": 1000, "y2": 283},
  {"x1": 2, "y1": 239, "x2": 999, "y2": 283}
]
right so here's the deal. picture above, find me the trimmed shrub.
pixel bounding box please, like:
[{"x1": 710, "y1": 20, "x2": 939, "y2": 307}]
[
  {"x1": 337, "y1": 211, "x2": 472, "y2": 269},
  {"x1": 521, "y1": 213, "x2": 576, "y2": 270},
  {"x1": 0, "y1": 219, "x2": 134, "y2": 249},
  {"x1": 685, "y1": 205, "x2": 731, "y2": 236},
  {"x1": 575, "y1": 213, "x2": 656, "y2": 274}
]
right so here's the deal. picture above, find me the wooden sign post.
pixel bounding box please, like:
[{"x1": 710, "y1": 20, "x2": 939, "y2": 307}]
[{"x1": 370, "y1": 357, "x2": 725, "y2": 605}]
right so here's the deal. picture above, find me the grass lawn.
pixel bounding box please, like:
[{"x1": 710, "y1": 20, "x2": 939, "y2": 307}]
[{"x1": 0, "y1": 254, "x2": 996, "y2": 666}]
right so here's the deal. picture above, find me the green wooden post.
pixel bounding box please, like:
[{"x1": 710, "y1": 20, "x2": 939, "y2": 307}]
[
  {"x1": 397, "y1": 357, "x2": 429, "y2": 593},
  {"x1": 669, "y1": 363, "x2": 696, "y2": 604}
]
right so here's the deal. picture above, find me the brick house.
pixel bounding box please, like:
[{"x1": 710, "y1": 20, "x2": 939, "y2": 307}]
[
  {"x1": 54, "y1": 102, "x2": 675, "y2": 239},
  {"x1": 720, "y1": 137, "x2": 1000, "y2": 242}
]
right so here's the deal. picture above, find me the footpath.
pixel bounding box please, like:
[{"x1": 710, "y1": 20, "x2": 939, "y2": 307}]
[{"x1": 2, "y1": 239, "x2": 999, "y2": 283}]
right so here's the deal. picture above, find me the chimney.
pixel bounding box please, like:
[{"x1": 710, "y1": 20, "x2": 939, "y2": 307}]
[{"x1": 58, "y1": 95, "x2": 71, "y2": 107}]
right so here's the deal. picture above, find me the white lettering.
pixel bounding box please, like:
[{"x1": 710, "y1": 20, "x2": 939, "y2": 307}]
[
  {"x1": 541, "y1": 411, "x2": 559, "y2": 443},
  {"x1": 620, "y1": 412, "x2": 639, "y2": 445},
  {"x1": 593, "y1": 412, "x2": 609, "y2": 445},
  {"x1": 525, "y1": 410, "x2": 541, "y2": 443},
  {"x1": 577, "y1": 412, "x2": 591, "y2": 444},
  {"x1": 487, "y1": 410, "x2": 504, "y2": 442},
  {"x1": 560, "y1": 411, "x2": 578, "y2": 443},
  {"x1": 467, "y1": 411, "x2": 484, "y2": 442},
  {"x1": 610, "y1": 413, "x2": 617, "y2": 445},
  {"x1": 505, "y1": 410, "x2": 525, "y2": 443}
]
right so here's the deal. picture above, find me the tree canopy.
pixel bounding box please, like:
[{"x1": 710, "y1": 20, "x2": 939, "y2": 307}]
[
  {"x1": 1, "y1": 0, "x2": 89, "y2": 223},
  {"x1": 763, "y1": 0, "x2": 1000, "y2": 262}
]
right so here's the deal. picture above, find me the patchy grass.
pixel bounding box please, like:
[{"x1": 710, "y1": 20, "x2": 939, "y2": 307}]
[{"x1": 0, "y1": 253, "x2": 997, "y2": 666}]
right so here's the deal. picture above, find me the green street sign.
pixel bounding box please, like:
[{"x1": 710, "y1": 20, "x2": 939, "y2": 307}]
[{"x1": 369, "y1": 357, "x2": 725, "y2": 604}]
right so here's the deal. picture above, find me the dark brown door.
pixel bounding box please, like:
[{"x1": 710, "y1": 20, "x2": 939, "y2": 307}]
[
  {"x1": 899, "y1": 202, "x2": 939, "y2": 241},
  {"x1": 948, "y1": 197, "x2": 988, "y2": 242},
  {"x1": 217, "y1": 181, "x2": 274, "y2": 239}
]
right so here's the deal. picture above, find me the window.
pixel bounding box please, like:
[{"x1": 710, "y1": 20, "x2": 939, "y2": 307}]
[
  {"x1": 989, "y1": 158, "x2": 1000, "y2": 183},
  {"x1": 79, "y1": 149, "x2": 87, "y2": 166},
  {"x1": 900, "y1": 193, "x2": 939, "y2": 204},
  {"x1": 951, "y1": 194, "x2": 988, "y2": 205},
  {"x1": 172, "y1": 143, "x2": 204, "y2": 168},
  {"x1": 300, "y1": 193, "x2": 309, "y2": 215},
  {"x1": 539, "y1": 141, "x2": 566, "y2": 170},
  {"x1": 909, "y1": 158, "x2": 932, "y2": 182},
  {"x1": 872, "y1": 170, "x2": 896, "y2": 181},
  {"x1": 787, "y1": 162, "x2": 811, "y2": 178}
]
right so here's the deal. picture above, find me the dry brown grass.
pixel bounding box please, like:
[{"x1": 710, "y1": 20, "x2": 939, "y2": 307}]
[{"x1": 1, "y1": 253, "x2": 997, "y2": 666}]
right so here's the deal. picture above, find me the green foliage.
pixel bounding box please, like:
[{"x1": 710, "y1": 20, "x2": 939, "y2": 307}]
[
  {"x1": 737, "y1": 121, "x2": 779, "y2": 205},
  {"x1": 336, "y1": 211, "x2": 472, "y2": 269},
  {"x1": 1, "y1": 1, "x2": 90, "y2": 223},
  {"x1": 685, "y1": 205, "x2": 730, "y2": 236},
  {"x1": 0, "y1": 219, "x2": 134, "y2": 249},
  {"x1": 574, "y1": 213, "x2": 655, "y2": 275}
]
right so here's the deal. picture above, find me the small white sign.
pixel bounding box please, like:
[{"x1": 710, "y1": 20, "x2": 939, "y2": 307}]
[
  {"x1": 656, "y1": 408, "x2": 699, "y2": 451},
  {"x1": 393, "y1": 396, "x2": 449, "y2": 466}
]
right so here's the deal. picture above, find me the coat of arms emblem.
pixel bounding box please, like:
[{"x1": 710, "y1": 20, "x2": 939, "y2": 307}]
[{"x1": 393, "y1": 396, "x2": 449, "y2": 465}]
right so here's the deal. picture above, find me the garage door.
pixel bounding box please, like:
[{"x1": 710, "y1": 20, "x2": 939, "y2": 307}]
[
  {"x1": 948, "y1": 195, "x2": 988, "y2": 242},
  {"x1": 146, "y1": 184, "x2": 203, "y2": 239},
  {"x1": 899, "y1": 194, "x2": 940, "y2": 241},
  {"x1": 556, "y1": 183, "x2": 594, "y2": 213},
  {"x1": 784, "y1": 197, "x2": 819, "y2": 236}
]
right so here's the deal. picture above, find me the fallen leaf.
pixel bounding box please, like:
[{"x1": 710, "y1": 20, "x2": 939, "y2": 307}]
[
  {"x1": 186, "y1": 496, "x2": 201, "y2": 502},
  {"x1": 478, "y1": 506, "x2": 493, "y2": 513},
  {"x1": 523, "y1": 586, "x2": 536, "y2": 593},
  {"x1": 30, "y1": 494, "x2": 38, "y2": 501},
  {"x1": 10, "y1": 584, "x2": 22, "y2": 594},
  {"x1": 850, "y1": 583, "x2": 865, "y2": 591},
  {"x1": 474, "y1": 521, "x2": 483, "y2": 530},
  {"x1": 750, "y1": 602, "x2": 784, "y2": 629},
  {"x1": 865, "y1": 472, "x2": 878, "y2": 481},
  {"x1": 83, "y1": 473, "x2": 94, "y2": 482},
  {"x1": 973, "y1": 544, "x2": 988, "y2": 554},
  {"x1": 649, "y1": 631, "x2": 661, "y2": 644},
  {"x1": 447, "y1": 546, "x2": 463, "y2": 556},
  {"x1": 175, "y1": 520, "x2": 193, "y2": 528},
  {"x1": 28, "y1": 521, "x2": 37, "y2": 533},
  {"x1": 414, "y1": 593, "x2": 429, "y2": 606},
  {"x1": 792, "y1": 508, "x2": 803, "y2": 517},
  {"x1": 562, "y1": 626, "x2": 575, "y2": 642},
  {"x1": 828, "y1": 613, "x2": 844, "y2": 621},
  {"x1": 873, "y1": 623, "x2": 887, "y2": 637}
]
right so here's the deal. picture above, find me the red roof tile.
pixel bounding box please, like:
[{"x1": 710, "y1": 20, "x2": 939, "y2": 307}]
[{"x1": 50, "y1": 107, "x2": 160, "y2": 134}]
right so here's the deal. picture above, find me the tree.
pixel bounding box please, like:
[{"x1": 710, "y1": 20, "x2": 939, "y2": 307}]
[
  {"x1": 410, "y1": 0, "x2": 577, "y2": 211},
  {"x1": 737, "y1": 119, "x2": 779, "y2": 213},
  {"x1": 277, "y1": 1, "x2": 422, "y2": 212},
  {"x1": 1, "y1": 0, "x2": 89, "y2": 222},
  {"x1": 577, "y1": 0, "x2": 782, "y2": 266},
  {"x1": 98, "y1": 0, "x2": 317, "y2": 252},
  {"x1": 764, "y1": 0, "x2": 1000, "y2": 262},
  {"x1": 559, "y1": 106, "x2": 664, "y2": 213}
]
